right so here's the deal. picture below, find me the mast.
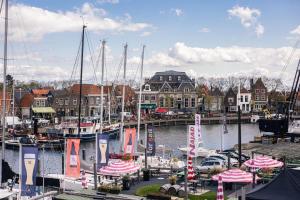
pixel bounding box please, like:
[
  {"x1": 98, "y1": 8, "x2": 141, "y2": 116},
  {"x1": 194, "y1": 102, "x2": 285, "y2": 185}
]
[
  {"x1": 77, "y1": 25, "x2": 86, "y2": 137},
  {"x1": 120, "y1": 44, "x2": 127, "y2": 153},
  {"x1": 137, "y1": 45, "x2": 145, "y2": 144},
  {"x1": 108, "y1": 87, "x2": 111, "y2": 124},
  {"x1": 1, "y1": 0, "x2": 8, "y2": 185},
  {"x1": 12, "y1": 79, "x2": 15, "y2": 130},
  {"x1": 96, "y1": 40, "x2": 105, "y2": 168}
]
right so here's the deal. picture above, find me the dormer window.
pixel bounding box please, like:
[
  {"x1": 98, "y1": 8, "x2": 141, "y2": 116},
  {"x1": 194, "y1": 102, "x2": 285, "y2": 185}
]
[
  {"x1": 169, "y1": 76, "x2": 172, "y2": 81},
  {"x1": 178, "y1": 76, "x2": 181, "y2": 81},
  {"x1": 160, "y1": 76, "x2": 163, "y2": 81},
  {"x1": 145, "y1": 84, "x2": 150, "y2": 91},
  {"x1": 184, "y1": 88, "x2": 190, "y2": 93}
]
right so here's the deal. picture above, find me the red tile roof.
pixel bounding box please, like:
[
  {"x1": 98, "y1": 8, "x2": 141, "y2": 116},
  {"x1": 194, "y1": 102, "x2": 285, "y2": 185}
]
[
  {"x1": 20, "y1": 93, "x2": 34, "y2": 107},
  {"x1": 32, "y1": 89, "x2": 50, "y2": 96},
  {"x1": 70, "y1": 84, "x2": 101, "y2": 95}
]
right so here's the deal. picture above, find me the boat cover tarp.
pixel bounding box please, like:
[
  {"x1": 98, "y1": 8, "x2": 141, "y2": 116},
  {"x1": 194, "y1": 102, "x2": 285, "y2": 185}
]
[
  {"x1": 246, "y1": 169, "x2": 300, "y2": 200},
  {"x1": 32, "y1": 107, "x2": 56, "y2": 113}
]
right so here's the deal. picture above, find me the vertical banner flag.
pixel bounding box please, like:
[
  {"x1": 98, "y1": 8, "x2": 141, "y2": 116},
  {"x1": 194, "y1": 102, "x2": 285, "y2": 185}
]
[
  {"x1": 188, "y1": 125, "x2": 198, "y2": 158},
  {"x1": 21, "y1": 146, "x2": 38, "y2": 197},
  {"x1": 195, "y1": 114, "x2": 202, "y2": 142},
  {"x1": 146, "y1": 125, "x2": 156, "y2": 156},
  {"x1": 124, "y1": 128, "x2": 136, "y2": 157},
  {"x1": 66, "y1": 139, "x2": 80, "y2": 178},
  {"x1": 97, "y1": 133, "x2": 109, "y2": 170}
]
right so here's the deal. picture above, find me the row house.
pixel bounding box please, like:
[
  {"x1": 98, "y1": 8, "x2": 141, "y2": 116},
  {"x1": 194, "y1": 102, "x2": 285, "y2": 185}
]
[
  {"x1": 237, "y1": 87, "x2": 252, "y2": 113},
  {"x1": 251, "y1": 78, "x2": 268, "y2": 112},
  {"x1": 0, "y1": 91, "x2": 12, "y2": 117},
  {"x1": 224, "y1": 88, "x2": 237, "y2": 112},
  {"x1": 204, "y1": 87, "x2": 224, "y2": 112},
  {"x1": 141, "y1": 70, "x2": 197, "y2": 113}
]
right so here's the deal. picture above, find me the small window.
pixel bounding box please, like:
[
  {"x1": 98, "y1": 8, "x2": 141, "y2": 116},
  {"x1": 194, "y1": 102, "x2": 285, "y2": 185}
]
[
  {"x1": 65, "y1": 98, "x2": 69, "y2": 105},
  {"x1": 36, "y1": 100, "x2": 40, "y2": 107},
  {"x1": 228, "y1": 97, "x2": 234, "y2": 103},
  {"x1": 164, "y1": 88, "x2": 169, "y2": 92},
  {"x1": 170, "y1": 98, "x2": 174, "y2": 107},
  {"x1": 159, "y1": 97, "x2": 164, "y2": 107},
  {"x1": 178, "y1": 76, "x2": 181, "y2": 81},
  {"x1": 184, "y1": 98, "x2": 189, "y2": 107},
  {"x1": 151, "y1": 95, "x2": 156, "y2": 101},
  {"x1": 261, "y1": 95, "x2": 265, "y2": 101},
  {"x1": 73, "y1": 99, "x2": 77, "y2": 105},
  {"x1": 168, "y1": 76, "x2": 172, "y2": 81},
  {"x1": 245, "y1": 96, "x2": 248, "y2": 102},
  {"x1": 59, "y1": 98, "x2": 63, "y2": 106},
  {"x1": 255, "y1": 95, "x2": 259, "y2": 100},
  {"x1": 41, "y1": 100, "x2": 45, "y2": 107},
  {"x1": 159, "y1": 76, "x2": 163, "y2": 81},
  {"x1": 255, "y1": 89, "x2": 260, "y2": 93},
  {"x1": 145, "y1": 95, "x2": 150, "y2": 101},
  {"x1": 261, "y1": 89, "x2": 265, "y2": 93},
  {"x1": 145, "y1": 84, "x2": 150, "y2": 91},
  {"x1": 184, "y1": 88, "x2": 190, "y2": 93},
  {"x1": 96, "y1": 97, "x2": 100, "y2": 104},
  {"x1": 240, "y1": 95, "x2": 243, "y2": 102},
  {"x1": 191, "y1": 98, "x2": 195, "y2": 107}
]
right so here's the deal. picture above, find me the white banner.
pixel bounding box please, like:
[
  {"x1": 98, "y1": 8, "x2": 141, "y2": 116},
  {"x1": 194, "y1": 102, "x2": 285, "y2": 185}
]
[
  {"x1": 195, "y1": 114, "x2": 202, "y2": 142},
  {"x1": 188, "y1": 125, "x2": 198, "y2": 158}
]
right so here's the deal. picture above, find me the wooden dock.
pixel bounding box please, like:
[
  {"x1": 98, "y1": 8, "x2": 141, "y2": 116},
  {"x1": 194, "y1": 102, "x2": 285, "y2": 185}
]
[{"x1": 124, "y1": 116, "x2": 251, "y2": 128}]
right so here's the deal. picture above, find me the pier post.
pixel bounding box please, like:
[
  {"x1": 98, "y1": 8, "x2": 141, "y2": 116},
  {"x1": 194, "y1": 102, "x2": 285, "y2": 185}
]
[
  {"x1": 93, "y1": 162, "x2": 97, "y2": 190},
  {"x1": 184, "y1": 166, "x2": 188, "y2": 200}
]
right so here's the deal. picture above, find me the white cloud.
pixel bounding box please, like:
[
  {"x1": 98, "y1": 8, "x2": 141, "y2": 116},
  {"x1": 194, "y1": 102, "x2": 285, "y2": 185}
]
[
  {"x1": 228, "y1": 5, "x2": 264, "y2": 37},
  {"x1": 140, "y1": 31, "x2": 151, "y2": 37},
  {"x1": 255, "y1": 23, "x2": 264, "y2": 37},
  {"x1": 138, "y1": 42, "x2": 300, "y2": 83},
  {"x1": 290, "y1": 25, "x2": 300, "y2": 35},
  {"x1": 170, "y1": 8, "x2": 184, "y2": 16},
  {"x1": 97, "y1": 0, "x2": 119, "y2": 4},
  {"x1": 4, "y1": 3, "x2": 152, "y2": 41},
  {"x1": 198, "y1": 27, "x2": 211, "y2": 33}
]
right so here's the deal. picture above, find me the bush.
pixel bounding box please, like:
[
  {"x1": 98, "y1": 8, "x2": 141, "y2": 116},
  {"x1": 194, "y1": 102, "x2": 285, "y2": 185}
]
[
  {"x1": 135, "y1": 184, "x2": 161, "y2": 197},
  {"x1": 168, "y1": 175, "x2": 177, "y2": 185},
  {"x1": 98, "y1": 184, "x2": 121, "y2": 194}
]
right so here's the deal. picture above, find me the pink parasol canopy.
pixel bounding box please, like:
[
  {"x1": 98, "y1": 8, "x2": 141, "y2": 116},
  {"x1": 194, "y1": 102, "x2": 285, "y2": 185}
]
[
  {"x1": 99, "y1": 160, "x2": 140, "y2": 176},
  {"x1": 243, "y1": 155, "x2": 283, "y2": 169},
  {"x1": 212, "y1": 168, "x2": 260, "y2": 183}
]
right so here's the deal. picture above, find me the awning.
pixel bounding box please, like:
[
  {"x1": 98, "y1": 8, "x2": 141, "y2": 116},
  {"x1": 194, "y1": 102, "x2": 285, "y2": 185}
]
[
  {"x1": 32, "y1": 107, "x2": 56, "y2": 113},
  {"x1": 155, "y1": 107, "x2": 168, "y2": 113},
  {"x1": 141, "y1": 103, "x2": 156, "y2": 109}
]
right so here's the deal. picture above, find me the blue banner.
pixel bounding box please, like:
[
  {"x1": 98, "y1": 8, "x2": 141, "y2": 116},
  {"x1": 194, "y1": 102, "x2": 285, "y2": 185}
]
[
  {"x1": 97, "y1": 133, "x2": 109, "y2": 170},
  {"x1": 146, "y1": 125, "x2": 156, "y2": 156},
  {"x1": 21, "y1": 146, "x2": 38, "y2": 197}
]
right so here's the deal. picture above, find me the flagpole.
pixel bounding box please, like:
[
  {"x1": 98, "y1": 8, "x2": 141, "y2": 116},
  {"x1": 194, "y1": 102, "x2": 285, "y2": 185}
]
[{"x1": 63, "y1": 138, "x2": 66, "y2": 192}]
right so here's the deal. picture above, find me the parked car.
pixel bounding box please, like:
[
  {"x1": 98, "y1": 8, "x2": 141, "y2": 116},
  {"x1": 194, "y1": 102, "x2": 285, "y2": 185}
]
[
  {"x1": 37, "y1": 118, "x2": 50, "y2": 125},
  {"x1": 209, "y1": 154, "x2": 239, "y2": 166},
  {"x1": 120, "y1": 112, "x2": 133, "y2": 119},
  {"x1": 201, "y1": 157, "x2": 226, "y2": 166},
  {"x1": 196, "y1": 160, "x2": 224, "y2": 173}
]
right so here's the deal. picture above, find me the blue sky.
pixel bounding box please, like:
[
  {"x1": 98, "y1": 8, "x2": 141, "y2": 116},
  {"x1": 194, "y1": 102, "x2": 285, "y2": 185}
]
[{"x1": 0, "y1": 0, "x2": 299, "y2": 82}]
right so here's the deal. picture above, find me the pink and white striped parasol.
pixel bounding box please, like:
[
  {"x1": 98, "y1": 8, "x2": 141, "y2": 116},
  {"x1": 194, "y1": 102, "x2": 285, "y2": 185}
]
[
  {"x1": 217, "y1": 176, "x2": 224, "y2": 200},
  {"x1": 243, "y1": 155, "x2": 283, "y2": 169},
  {"x1": 187, "y1": 156, "x2": 195, "y2": 180},
  {"x1": 99, "y1": 160, "x2": 140, "y2": 176},
  {"x1": 212, "y1": 168, "x2": 260, "y2": 183}
]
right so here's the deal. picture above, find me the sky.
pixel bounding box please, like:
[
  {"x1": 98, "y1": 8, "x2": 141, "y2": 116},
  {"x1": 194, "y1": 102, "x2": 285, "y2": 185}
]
[{"x1": 0, "y1": 0, "x2": 300, "y2": 84}]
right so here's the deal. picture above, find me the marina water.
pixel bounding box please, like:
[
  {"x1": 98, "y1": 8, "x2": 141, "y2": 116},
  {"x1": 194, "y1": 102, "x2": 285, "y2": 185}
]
[{"x1": 4, "y1": 123, "x2": 260, "y2": 175}]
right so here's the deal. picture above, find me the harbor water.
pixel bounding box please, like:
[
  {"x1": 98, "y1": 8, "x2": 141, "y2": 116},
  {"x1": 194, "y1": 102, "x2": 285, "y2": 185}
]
[{"x1": 4, "y1": 123, "x2": 260, "y2": 175}]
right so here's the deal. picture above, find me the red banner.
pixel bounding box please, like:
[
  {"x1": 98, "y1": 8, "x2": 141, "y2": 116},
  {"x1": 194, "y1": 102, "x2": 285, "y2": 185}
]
[
  {"x1": 124, "y1": 128, "x2": 136, "y2": 158},
  {"x1": 66, "y1": 139, "x2": 80, "y2": 178}
]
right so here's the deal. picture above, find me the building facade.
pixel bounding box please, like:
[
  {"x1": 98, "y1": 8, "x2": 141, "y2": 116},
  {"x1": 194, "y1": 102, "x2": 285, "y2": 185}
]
[
  {"x1": 224, "y1": 88, "x2": 237, "y2": 112},
  {"x1": 251, "y1": 78, "x2": 268, "y2": 112},
  {"x1": 237, "y1": 87, "x2": 252, "y2": 113},
  {"x1": 141, "y1": 70, "x2": 197, "y2": 112}
]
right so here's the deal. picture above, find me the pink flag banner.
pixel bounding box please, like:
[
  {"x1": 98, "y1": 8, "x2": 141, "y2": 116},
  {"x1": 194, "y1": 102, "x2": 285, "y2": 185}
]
[
  {"x1": 195, "y1": 113, "x2": 202, "y2": 142},
  {"x1": 188, "y1": 125, "x2": 198, "y2": 158}
]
